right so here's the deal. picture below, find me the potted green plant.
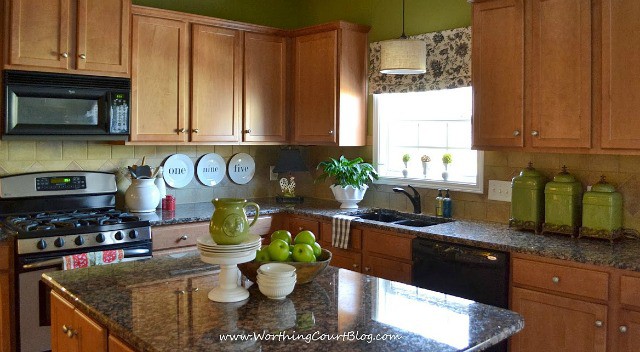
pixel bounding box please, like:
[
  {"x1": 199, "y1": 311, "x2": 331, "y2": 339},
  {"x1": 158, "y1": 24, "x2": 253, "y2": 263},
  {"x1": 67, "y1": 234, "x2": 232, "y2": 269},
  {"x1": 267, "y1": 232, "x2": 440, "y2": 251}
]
[
  {"x1": 316, "y1": 156, "x2": 379, "y2": 209},
  {"x1": 402, "y1": 154, "x2": 410, "y2": 178},
  {"x1": 442, "y1": 153, "x2": 453, "y2": 181}
]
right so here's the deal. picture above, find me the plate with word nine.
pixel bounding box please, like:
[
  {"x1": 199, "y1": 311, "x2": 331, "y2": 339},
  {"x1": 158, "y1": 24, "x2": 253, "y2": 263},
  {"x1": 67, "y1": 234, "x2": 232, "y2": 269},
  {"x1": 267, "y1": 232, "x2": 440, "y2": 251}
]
[{"x1": 196, "y1": 153, "x2": 226, "y2": 187}]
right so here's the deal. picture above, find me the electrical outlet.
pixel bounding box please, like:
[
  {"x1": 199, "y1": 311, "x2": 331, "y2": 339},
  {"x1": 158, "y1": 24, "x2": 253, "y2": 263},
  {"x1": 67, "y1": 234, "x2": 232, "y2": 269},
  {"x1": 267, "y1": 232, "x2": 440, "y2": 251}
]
[
  {"x1": 488, "y1": 180, "x2": 512, "y2": 202},
  {"x1": 269, "y1": 166, "x2": 278, "y2": 181}
]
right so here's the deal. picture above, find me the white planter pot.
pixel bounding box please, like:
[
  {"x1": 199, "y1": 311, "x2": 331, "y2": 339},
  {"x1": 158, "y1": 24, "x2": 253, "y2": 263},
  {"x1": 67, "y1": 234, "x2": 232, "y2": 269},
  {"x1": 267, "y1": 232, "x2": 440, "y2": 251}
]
[
  {"x1": 330, "y1": 184, "x2": 368, "y2": 209},
  {"x1": 125, "y1": 178, "x2": 160, "y2": 213}
]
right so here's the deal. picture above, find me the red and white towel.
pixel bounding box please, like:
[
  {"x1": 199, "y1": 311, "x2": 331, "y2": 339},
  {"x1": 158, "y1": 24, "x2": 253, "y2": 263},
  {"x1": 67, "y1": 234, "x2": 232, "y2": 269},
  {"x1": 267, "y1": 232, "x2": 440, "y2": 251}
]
[
  {"x1": 332, "y1": 215, "x2": 357, "y2": 249},
  {"x1": 63, "y1": 249, "x2": 125, "y2": 270}
]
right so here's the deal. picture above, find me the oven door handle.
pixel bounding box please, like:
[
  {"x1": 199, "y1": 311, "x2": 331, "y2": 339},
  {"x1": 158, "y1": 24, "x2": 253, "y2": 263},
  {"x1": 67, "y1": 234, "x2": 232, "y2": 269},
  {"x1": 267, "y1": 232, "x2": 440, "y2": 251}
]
[{"x1": 21, "y1": 248, "x2": 151, "y2": 270}]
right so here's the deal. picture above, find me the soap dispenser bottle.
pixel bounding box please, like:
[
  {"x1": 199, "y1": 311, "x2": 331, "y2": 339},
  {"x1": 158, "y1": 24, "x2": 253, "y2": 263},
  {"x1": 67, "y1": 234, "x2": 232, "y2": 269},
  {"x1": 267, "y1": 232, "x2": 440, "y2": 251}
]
[
  {"x1": 443, "y1": 189, "x2": 452, "y2": 218},
  {"x1": 435, "y1": 189, "x2": 444, "y2": 217}
]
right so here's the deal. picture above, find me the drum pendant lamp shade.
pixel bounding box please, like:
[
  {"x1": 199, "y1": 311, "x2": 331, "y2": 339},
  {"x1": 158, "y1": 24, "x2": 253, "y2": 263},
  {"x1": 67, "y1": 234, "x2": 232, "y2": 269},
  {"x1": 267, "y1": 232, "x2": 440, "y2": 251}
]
[{"x1": 380, "y1": 0, "x2": 426, "y2": 75}]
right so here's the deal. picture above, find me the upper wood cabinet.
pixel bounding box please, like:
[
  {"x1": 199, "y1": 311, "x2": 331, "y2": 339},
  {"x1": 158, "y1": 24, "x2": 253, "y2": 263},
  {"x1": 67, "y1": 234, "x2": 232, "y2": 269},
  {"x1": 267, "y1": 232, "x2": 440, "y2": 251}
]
[
  {"x1": 292, "y1": 22, "x2": 369, "y2": 146},
  {"x1": 243, "y1": 32, "x2": 287, "y2": 143},
  {"x1": 6, "y1": 0, "x2": 130, "y2": 76},
  {"x1": 600, "y1": 0, "x2": 640, "y2": 149},
  {"x1": 471, "y1": 0, "x2": 524, "y2": 148}
]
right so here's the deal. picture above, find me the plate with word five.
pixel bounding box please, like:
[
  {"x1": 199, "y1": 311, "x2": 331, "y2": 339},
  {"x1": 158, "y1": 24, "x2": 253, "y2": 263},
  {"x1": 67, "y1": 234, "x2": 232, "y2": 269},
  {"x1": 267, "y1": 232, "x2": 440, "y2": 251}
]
[
  {"x1": 196, "y1": 153, "x2": 226, "y2": 187},
  {"x1": 163, "y1": 154, "x2": 194, "y2": 188},
  {"x1": 228, "y1": 153, "x2": 255, "y2": 185}
]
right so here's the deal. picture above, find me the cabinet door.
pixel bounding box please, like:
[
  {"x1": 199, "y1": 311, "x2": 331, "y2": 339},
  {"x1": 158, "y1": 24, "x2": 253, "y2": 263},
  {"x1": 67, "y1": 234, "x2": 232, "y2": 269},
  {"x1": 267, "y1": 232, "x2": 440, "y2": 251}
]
[
  {"x1": 362, "y1": 254, "x2": 411, "y2": 284},
  {"x1": 243, "y1": 32, "x2": 287, "y2": 143},
  {"x1": 601, "y1": 0, "x2": 640, "y2": 149},
  {"x1": 191, "y1": 24, "x2": 241, "y2": 143},
  {"x1": 529, "y1": 0, "x2": 591, "y2": 148},
  {"x1": 74, "y1": 309, "x2": 106, "y2": 352},
  {"x1": 471, "y1": 0, "x2": 524, "y2": 148},
  {"x1": 51, "y1": 291, "x2": 78, "y2": 352},
  {"x1": 294, "y1": 30, "x2": 338, "y2": 144},
  {"x1": 130, "y1": 14, "x2": 188, "y2": 142},
  {"x1": 76, "y1": 0, "x2": 130, "y2": 74},
  {"x1": 618, "y1": 310, "x2": 640, "y2": 352},
  {"x1": 9, "y1": 0, "x2": 71, "y2": 69},
  {"x1": 510, "y1": 287, "x2": 607, "y2": 352},
  {"x1": 0, "y1": 273, "x2": 10, "y2": 352},
  {"x1": 108, "y1": 335, "x2": 136, "y2": 352}
]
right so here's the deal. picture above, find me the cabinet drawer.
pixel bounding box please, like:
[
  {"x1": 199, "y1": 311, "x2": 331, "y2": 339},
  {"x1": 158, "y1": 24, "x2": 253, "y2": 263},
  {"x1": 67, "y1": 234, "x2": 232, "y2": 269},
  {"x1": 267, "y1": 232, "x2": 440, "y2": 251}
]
[
  {"x1": 363, "y1": 254, "x2": 412, "y2": 284},
  {"x1": 152, "y1": 222, "x2": 209, "y2": 251},
  {"x1": 0, "y1": 245, "x2": 9, "y2": 271},
  {"x1": 363, "y1": 230, "x2": 413, "y2": 261},
  {"x1": 287, "y1": 217, "x2": 320, "y2": 235},
  {"x1": 512, "y1": 258, "x2": 609, "y2": 300},
  {"x1": 320, "y1": 222, "x2": 362, "y2": 250},
  {"x1": 620, "y1": 275, "x2": 640, "y2": 308},
  {"x1": 328, "y1": 247, "x2": 362, "y2": 272}
]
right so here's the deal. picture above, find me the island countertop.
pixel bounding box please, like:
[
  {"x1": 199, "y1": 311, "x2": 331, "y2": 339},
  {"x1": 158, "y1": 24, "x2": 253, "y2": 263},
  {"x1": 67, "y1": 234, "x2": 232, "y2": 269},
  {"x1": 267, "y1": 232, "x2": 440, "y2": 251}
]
[{"x1": 42, "y1": 252, "x2": 524, "y2": 352}]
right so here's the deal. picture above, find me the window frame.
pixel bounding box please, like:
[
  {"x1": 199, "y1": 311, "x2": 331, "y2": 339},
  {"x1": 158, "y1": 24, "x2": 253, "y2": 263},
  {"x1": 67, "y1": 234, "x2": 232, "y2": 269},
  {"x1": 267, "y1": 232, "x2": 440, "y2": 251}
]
[{"x1": 372, "y1": 92, "x2": 484, "y2": 194}]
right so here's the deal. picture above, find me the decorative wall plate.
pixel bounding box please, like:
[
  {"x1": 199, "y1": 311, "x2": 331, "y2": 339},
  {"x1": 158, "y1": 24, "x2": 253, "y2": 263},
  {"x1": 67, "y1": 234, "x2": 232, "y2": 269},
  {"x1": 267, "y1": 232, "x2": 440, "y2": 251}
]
[
  {"x1": 196, "y1": 153, "x2": 226, "y2": 187},
  {"x1": 162, "y1": 154, "x2": 194, "y2": 188},
  {"x1": 227, "y1": 153, "x2": 255, "y2": 185}
]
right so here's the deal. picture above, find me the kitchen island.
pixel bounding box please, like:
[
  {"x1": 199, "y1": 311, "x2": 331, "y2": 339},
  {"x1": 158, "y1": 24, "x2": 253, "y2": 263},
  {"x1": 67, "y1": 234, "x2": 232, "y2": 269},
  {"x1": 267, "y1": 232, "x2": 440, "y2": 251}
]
[{"x1": 42, "y1": 251, "x2": 523, "y2": 352}]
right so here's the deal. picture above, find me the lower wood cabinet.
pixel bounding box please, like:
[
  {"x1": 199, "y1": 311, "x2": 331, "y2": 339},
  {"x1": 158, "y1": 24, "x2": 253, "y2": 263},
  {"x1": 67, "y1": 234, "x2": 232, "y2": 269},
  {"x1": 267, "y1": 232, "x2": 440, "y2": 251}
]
[
  {"x1": 109, "y1": 335, "x2": 136, "y2": 352},
  {"x1": 0, "y1": 243, "x2": 11, "y2": 352},
  {"x1": 362, "y1": 229, "x2": 414, "y2": 284},
  {"x1": 51, "y1": 291, "x2": 107, "y2": 352}
]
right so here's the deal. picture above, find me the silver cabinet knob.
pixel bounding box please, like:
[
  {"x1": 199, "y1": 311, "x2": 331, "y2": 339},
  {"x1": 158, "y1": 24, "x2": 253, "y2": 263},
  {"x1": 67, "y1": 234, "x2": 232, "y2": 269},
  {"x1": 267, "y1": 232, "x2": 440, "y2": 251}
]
[
  {"x1": 62, "y1": 325, "x2": 70, "y2": 333},
  {"x1": 531, "y1": 130, "x2": 540, "y2": 136},
  {"x1": 619, "y1": 325, "x2": 628, "y2": 333},
  {"x1": 595, "y1": 320, "x2": 604, "y2": 328},
  {"x1": 328, "y1": 130, "x2": 334, "y2": 135},
  {"x1": 513, "y1": 130, "x2": 521, "y2": 136},
  {"x1": 180, "y1": 235, "x2": 188, "y2": 241},
  {"x1": 364, "y1": 267, "x2": 371, "y2": 272},
  {"x1": 61, "y1": 52, "x2": 69, "y2": 58},
  {"x1": 552, "y1": 276, "x2": 560, "y2": 284},
  {"x1": 178, "y1": 128, "x2": 186, "y2": 133},
  {"x1": 79, "y1": 54, "x2": 86, "y2": 59},
  {"x1": 67, "y1": 328, "x2": 77, "y2": 338},
  {"x1": 352, "y1": 263, "x2": 358, "y2": 268},
  {"x1": 245, "y1": 129, "x2": 251, "y2": 134},
  {"x1": 192, "y1": 129, "x2": 199, "y2": 134},
  {"x1": 298, "y1": 227, "x2": 303, "y2": 231}
]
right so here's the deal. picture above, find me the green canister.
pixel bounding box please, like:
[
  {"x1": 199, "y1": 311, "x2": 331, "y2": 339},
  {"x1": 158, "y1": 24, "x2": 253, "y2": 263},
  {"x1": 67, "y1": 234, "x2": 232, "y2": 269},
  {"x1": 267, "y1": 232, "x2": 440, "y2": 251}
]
[
  {"x1": 542, "y1": 166, "x2": 582, "y2": 236},
  {"x1": 579, "y1": 176, "x2": 623, "y2": 242},
  {"x1": 510, "y1": 162, "x2": 546, "y2": 233}
]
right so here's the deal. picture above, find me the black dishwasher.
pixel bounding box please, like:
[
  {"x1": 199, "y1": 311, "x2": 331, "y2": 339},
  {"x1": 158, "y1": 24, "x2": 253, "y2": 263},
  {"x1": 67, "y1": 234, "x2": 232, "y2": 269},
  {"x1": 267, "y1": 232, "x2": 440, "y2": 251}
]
[{"x1": 412, "y1": 238, "x2": 510, "y2": 352}]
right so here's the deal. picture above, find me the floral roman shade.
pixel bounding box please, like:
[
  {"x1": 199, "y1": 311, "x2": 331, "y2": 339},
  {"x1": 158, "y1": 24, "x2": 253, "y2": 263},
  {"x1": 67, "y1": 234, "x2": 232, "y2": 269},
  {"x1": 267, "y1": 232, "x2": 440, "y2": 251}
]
[{"x1": 369, "y1": 26, "x2": 471, "y2": 94}]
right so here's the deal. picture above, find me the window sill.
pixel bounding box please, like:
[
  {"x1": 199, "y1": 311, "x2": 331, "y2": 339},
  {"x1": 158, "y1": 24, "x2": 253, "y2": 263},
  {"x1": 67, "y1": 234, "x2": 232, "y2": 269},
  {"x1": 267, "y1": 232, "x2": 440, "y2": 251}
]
[{"x1": 374, "y1": 175, "x2": 484, "y2": 194}]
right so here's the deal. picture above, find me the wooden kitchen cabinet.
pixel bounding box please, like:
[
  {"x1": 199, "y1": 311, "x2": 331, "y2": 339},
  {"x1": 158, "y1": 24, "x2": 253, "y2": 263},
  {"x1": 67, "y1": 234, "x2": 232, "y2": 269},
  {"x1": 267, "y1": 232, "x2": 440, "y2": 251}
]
[
  {"x1": 362, "y1": 229, "x2": 413, "y2": 284},
  {"x1": 50, "y1": 291, "x2": 107, "y2": 352},
  {"x1": 130, "y1": 10, "x2": 188, "y2": 142},
  {"x1": 7, "y1": 0, "x2": 130, "y2": 76},
  {"x1": 292, "y1": 22, "x2": 369, "y2": 146},
  {"x1": 0, "y1": 244, "x2": 12, "y2": 352},
  {"x1": 286, "y1": 216, "x2": 320, "y2": 236},
  {"x1": 319, "y1": 222, "x2": 362, "y2": 272},
  {"x1": 616, "y1": 309, "x2": 640, "y2": 352},
  {"x1": 243, "y1": 32, "x2": 287, "y2": 143},
  {"x1": 108, "y1": 335, "x2": 136, "y2": 352},
  {"x1": 151, "y1": 222, "x2": 209, "y2": 255}
]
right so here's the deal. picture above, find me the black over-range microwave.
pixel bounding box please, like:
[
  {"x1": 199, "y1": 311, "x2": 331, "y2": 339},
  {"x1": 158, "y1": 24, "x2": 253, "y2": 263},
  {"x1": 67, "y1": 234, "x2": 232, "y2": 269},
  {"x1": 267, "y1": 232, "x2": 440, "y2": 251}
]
[{"x1": 3, "y1": 70, "x2": 130, "y2": 140}]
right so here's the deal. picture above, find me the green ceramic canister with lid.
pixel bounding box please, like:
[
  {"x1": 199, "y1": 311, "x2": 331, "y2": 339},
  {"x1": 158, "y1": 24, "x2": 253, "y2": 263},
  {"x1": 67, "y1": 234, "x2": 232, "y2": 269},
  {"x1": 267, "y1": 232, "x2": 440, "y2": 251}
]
[
  {"x1": 543, "y1": 166, "x2": 583, "y2": 236},
  {"x1": 510, "y1": 162, "x2": 546, "y2": 233},
  {"x1": 580, "y1": 176, "x2": 623, "y2": 241}
]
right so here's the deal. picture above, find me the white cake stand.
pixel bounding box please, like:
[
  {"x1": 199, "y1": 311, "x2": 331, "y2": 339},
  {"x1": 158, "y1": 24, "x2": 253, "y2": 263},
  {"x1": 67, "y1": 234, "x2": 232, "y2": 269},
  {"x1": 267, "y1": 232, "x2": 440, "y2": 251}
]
[{"x1": 199, "y1": 250, "x2": 256, "y2": 303}]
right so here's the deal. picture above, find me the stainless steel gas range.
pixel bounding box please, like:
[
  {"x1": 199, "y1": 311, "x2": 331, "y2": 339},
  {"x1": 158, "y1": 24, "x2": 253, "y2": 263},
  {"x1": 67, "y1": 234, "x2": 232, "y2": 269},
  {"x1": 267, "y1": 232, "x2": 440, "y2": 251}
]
[{"x1": 0, "y1": 171, "x2": 152, "y2": 352}]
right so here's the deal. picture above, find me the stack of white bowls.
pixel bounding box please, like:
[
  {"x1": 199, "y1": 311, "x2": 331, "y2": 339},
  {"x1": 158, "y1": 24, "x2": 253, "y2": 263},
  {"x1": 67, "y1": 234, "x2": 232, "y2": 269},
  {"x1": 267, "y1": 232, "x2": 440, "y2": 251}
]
[{"x1": 257, "y1": 263, "x2": 297, "y2": 300}]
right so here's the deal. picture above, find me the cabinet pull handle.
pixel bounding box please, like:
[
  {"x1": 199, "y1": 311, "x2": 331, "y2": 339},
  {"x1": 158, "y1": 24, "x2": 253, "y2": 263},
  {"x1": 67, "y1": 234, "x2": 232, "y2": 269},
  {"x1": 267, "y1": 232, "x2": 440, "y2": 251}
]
[
  {"x1": 595, "y1": 320, "x2": 604, "y2": 328},
  {"x1": 79, "y1": 54, "x2": 86, "y2": 60},
  {"x1": 62, "y1": 325, "x2": 70, "y2": 333},
  {"x1": 67, "y1": 328, "x2": 77, "y2": 338},
  {"x1": 176, "y1": 290, "x2": 186, "y2": 295},
  {"x1": 178, "y1": 128, "x2": 186, "y2": 133},
  {"x1": 298, "y1": 227, "x2": 303, "y2": 231},
  {"x1": 619, "y1": 325, "x2": 628, "y2": 333},
  {"x1": 513, "y1": 130, "x2": 520, "y2": 136},
  {"x1": 364, "y1": 267, "x2": 370, "y2": 272},
  {"x1": 352, "y1": 263, "x2": 358, "y2": 268},
  {"x1": 192, "y1": 129, "x2": 199, "y2": 134},
  {"x1": 180, "y1": 235, "x2": 188, "y2": 241},
  {"x1": 61, "y1": 52, "x2": 69, "y2": 58},
  {"x1": 328, "y1": 130, "x2": 334, "y2": 135},
  {"x1": 245, "y1": 129, "x2": 252, "y2": 134},
  {"x1": 531, "y1": 130, "x2": 539, "y2": 137},
  {"x1": 551, "y1": 276, "x2": 560, "y2": 284}
]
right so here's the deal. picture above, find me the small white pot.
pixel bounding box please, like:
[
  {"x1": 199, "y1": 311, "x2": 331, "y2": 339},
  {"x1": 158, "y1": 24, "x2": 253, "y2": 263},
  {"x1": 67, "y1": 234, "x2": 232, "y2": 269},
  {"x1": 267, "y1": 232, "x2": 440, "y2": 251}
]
[
  {"x1": 125, "y1": 178, "x2": 160, "y2": 213},
  {"x1": 330, "y1": 184, "x2": 368, "y2": 209}
]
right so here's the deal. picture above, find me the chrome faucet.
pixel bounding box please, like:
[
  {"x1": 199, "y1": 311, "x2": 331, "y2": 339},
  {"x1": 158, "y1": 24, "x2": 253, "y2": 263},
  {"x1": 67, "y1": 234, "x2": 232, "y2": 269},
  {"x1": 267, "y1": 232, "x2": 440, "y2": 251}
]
[{"x1": 393, "y1": 185, "x2": 421, "y2": 214}]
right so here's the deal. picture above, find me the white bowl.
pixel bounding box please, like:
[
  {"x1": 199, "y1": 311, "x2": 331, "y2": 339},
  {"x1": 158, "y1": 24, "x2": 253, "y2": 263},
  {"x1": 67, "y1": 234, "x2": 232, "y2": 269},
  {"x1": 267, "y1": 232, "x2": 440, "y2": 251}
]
[
  {"x1": 257, "y1": 276, "x2": 297, "y2": 287},
  {"x1": 258, "y1": 281, "x2": 295, "y2": 300},
  {"x1": 258, "y1": 263, "x2": 297, "y2": 278}
]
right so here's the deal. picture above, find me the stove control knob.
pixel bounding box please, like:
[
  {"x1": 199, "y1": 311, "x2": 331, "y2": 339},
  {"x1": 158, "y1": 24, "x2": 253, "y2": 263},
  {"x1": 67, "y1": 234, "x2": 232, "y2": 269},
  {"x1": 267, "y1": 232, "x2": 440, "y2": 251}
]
[
  {"x1": 36, "y1": 239, "x2": 47, "y2": 250},
  {"x1": 114, "y1": 231, "x2": 124, "y2": 241},
  {"x1": 74, "y1": 236, "x2": 85, "y2": 246},
  {"x1": 128, "y1": 230, "x2": 139, "y2": 239},
  {"x1": 54, "y1": 238, "x2": 65, "y2": 248},
  {"x1": 96, "y1": 233, "x2": 106, "y2": 243}
]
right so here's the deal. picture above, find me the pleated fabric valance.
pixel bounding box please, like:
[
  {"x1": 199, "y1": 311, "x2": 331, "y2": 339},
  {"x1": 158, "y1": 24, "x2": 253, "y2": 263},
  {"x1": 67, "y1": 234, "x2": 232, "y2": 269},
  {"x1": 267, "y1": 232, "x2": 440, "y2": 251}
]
[{"x1": 369, "y1": 26, "x2": 471, "y2": 94}]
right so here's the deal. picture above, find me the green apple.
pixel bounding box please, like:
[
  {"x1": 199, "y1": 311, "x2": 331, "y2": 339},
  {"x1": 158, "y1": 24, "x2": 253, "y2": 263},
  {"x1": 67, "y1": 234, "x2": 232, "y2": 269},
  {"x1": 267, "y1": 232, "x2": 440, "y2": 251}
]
[
  {"x1": 292, "y1": 243, "x2": 315, "y2": 262},
  {"x1": 294, "y1": 230, "x2": 316, "y2": 246},
  {"x1": 267, "y1": 239, "x2": 290, "y2": 261},
  {"x1": 271, "y1": 230, "x2": 292, "y2": 245},
  {"x1": 311, "y1": 242, "x2": 322, "y2": 257},
  {"x1": 286, "y1": 252, "x2": 293, "y2": 261},
  {"x1": 255, "y1": 248, "x2": 271, "y2": 262}
]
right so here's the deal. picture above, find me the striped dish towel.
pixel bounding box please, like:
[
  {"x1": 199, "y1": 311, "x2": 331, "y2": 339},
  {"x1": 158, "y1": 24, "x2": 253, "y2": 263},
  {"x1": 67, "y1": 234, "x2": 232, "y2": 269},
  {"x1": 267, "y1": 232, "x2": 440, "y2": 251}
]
[
  {"x1": 332, "y1": 215, "x2": 357, "y2": 249},
  {"x1": 63, "y1": 249, "x2": 125, "y2": 270}
]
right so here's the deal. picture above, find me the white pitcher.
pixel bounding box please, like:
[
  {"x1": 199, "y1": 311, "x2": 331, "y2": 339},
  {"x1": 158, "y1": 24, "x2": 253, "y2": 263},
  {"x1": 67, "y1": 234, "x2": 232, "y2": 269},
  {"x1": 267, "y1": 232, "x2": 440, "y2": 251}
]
[{"x1": 125, "y1": 179, "x2": 160, "y2": 213}]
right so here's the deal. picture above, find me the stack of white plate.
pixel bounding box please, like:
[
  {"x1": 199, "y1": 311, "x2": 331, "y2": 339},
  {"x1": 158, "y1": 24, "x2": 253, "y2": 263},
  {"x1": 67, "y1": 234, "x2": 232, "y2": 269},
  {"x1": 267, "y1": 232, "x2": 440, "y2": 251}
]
[
  {"x1": 257, "y1": 263, "x2": 297, "y2": 300},
  {"x1": 196, "y1": 234, "x2": 262, "y2": 263}
]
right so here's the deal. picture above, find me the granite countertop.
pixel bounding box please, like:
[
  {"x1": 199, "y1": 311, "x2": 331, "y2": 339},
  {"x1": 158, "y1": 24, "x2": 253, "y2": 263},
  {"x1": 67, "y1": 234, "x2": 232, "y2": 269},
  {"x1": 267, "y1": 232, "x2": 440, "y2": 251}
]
[
  {"x1": 43, "y1": 251, "x2": 524, "y2": 352},
  {"x1": 147, "y1": 198, "x2": 640, "y2": 272}
]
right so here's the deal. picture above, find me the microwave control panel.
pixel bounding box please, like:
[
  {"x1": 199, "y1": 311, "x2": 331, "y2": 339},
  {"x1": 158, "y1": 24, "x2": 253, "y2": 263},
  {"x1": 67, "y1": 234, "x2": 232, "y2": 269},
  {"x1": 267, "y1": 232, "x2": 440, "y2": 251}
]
[
  {"x1": 36, "y1": 176, "x2": 87, "y2": 191},
  {"x1": 109, "y1": 92, "x2": 129, "y2": 134}
]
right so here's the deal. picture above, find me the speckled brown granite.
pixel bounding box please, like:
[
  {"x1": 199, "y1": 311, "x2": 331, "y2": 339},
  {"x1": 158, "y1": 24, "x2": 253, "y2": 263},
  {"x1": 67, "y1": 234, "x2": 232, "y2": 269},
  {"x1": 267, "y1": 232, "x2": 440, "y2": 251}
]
[
  {"x1": 43, "y1": 251, "x2": 523, "y2": 352},
  {"x1": 149, "y1": 198, "x2": 640, "y2": 272}
]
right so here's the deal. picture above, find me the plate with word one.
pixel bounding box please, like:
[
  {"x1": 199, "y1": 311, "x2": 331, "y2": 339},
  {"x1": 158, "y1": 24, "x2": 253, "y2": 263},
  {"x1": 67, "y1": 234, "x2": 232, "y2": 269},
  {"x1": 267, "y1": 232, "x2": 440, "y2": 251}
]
[
  {"x1": 162, "y1": 154, "x2": 194, "y2": 188},
  {"x1": 228, "y1": 153, "x2": 255, "y2": 185},
  {"x1": 196, "y1": 153, "x2": 226, "y2": 187}
]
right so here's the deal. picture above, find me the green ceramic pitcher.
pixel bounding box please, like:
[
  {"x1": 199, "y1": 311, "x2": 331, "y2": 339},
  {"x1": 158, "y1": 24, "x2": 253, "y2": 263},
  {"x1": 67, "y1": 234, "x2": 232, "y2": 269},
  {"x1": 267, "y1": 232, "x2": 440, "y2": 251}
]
[{"x1": 209, "y1": 198, "x2": 260, "y2": 245}]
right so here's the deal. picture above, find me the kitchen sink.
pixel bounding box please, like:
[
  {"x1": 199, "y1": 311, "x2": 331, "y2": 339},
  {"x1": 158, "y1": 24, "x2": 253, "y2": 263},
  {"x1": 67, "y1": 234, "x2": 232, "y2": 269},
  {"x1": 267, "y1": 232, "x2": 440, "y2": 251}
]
[
  {"x1": 355, "y1": 212, "x2": 405, "y2": 223},
  {"x1": 353, "y1": 210, "x2": 453, "y2": 227},
  {"x1": 392, "y1": 219, "x2": 437, "y2": 227}
]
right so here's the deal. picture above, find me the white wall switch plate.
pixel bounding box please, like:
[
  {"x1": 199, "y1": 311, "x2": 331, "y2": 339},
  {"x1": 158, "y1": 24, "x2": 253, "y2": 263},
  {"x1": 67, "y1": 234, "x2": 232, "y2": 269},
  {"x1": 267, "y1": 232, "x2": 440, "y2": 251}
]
[
  {"x1": 269, "y1": 166, "x2": 279, "y2": 181},
  {"x1": 488, "y1": 180, "x2": 512, "y2": 202}
]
